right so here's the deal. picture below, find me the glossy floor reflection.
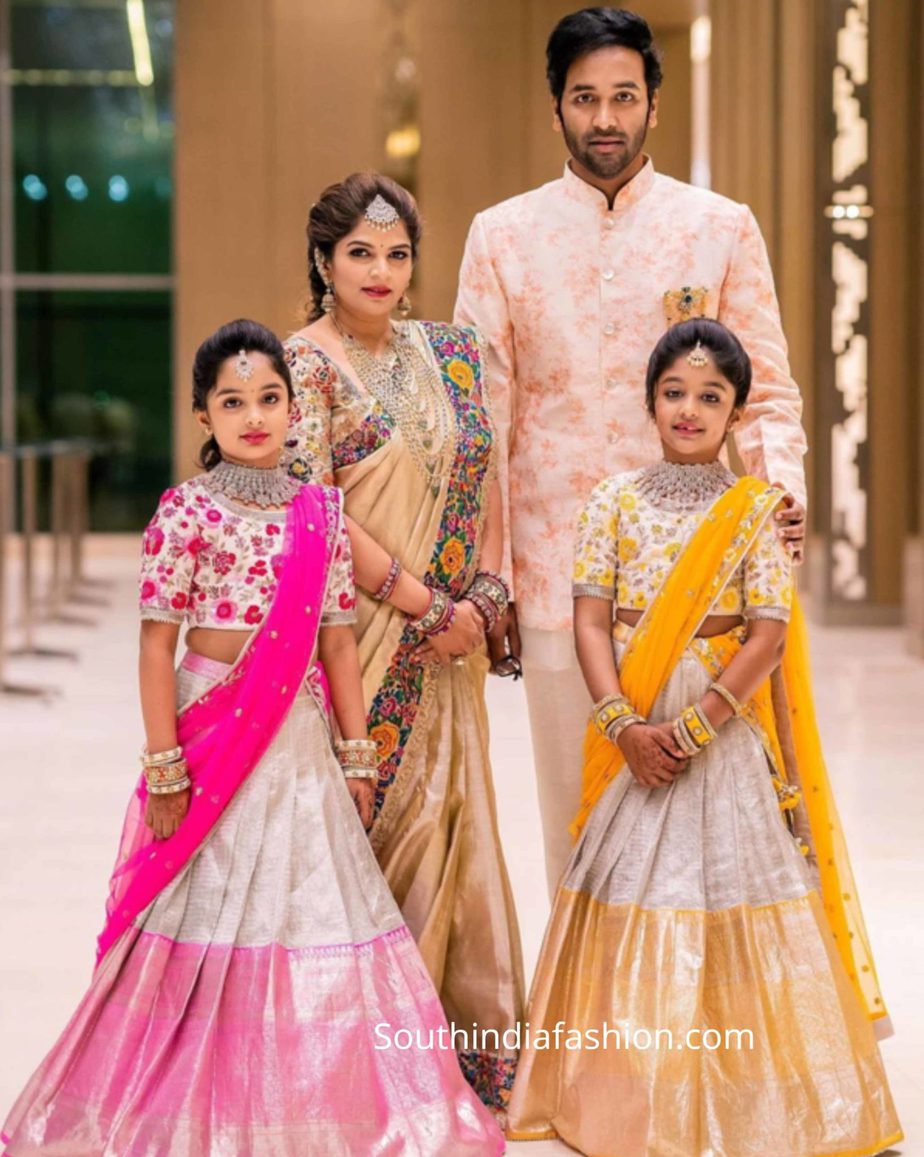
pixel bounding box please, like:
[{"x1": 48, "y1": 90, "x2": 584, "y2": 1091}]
[{"x1": 0, "y1": 539, "x2": 918, "y2": 1155}]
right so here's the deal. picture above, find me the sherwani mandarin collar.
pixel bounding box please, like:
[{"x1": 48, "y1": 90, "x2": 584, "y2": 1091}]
[{"x1": 560, "y1": 155, "x2": 657, "y2": 214}]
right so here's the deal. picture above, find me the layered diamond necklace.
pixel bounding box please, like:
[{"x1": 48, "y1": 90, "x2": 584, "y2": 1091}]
[{"x1": 335, "y1": 320, "x2": 457, "y2": 498}]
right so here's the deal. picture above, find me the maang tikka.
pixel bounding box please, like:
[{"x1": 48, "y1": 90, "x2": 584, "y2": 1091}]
[
  {"x1": 235, "y1": 349, "x2": 254, "y2": 381},
  {"x1": 364, "y1": 194, "x2": 400, "y2": 231},
  {"x1": 687, "y1": 341, "x2": 709, "y2": 369}
]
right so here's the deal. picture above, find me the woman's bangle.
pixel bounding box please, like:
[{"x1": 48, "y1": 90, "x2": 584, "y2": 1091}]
[
  {"x1": 141, "y1": 745, "x2": 183, "y2": 767},
  {"x1": 372, "y1": 558, "x2": 402, "y2": 602},
  {"x1": 466, "y1": 591, "x2": 499, "y2": 633},
  {"x1": 708, "y1": 681, "x2": 744, "y2": 716},
  {"x1": 470, "y1": 571, "x2": 510, "y2": 620},
  {"x1": 410, "y1": 589, "x2": 455, "y2": 637}
]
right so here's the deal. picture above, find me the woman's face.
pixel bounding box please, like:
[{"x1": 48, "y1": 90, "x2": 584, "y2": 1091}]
[
  {"x1": 196, "y1": 352, "x2": 292, "y2": 468},
  {"x1": 652, "y1": 351, "x2": 741, "y2": 464},
  {"x1": 327, "y1": 217, "x2": 414, "y2": 323}
]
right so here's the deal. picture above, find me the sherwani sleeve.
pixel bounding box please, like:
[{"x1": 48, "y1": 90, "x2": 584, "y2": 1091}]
[
  {"x1": 454, "y1": 212, "x2": 517, "y2": 594},
  {"x1": 719, "y1": 204, "x2": 808, "y2": 507}
]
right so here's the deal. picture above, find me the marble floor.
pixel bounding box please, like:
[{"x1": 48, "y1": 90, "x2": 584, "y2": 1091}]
[{"x1": 0, "y1": 537, "x2": 919, "y2": 1154}]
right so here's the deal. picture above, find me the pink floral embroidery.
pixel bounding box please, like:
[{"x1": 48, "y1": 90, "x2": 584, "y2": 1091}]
[
  {"x1": 214, "y1": 600, "x2": 237, "y2": 622},
  {"x1": 138, "y1": 479, "x2": 355, "y2": 631},
  {"x1": 213, "y1": 550, "x2": 237, "y2": 576},
  {"x1": 144, "y1": 526, "x2": 164, "y2": 556}
]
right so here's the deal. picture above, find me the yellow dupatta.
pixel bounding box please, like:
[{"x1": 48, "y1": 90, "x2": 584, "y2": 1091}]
[{"x1": 570, "y1": 476, "x2": 889, "y2": 1026}]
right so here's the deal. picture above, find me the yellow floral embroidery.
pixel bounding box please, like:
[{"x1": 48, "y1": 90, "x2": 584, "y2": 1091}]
[
  {"x1": 439, "y1": 537, "x2": 466, "y2": 576},
  {"x1": 619, "y1": 492, "x2": 637, "y2": 512},
  {"x1": 719, "y1": 586, "x2": 741, "y2": 613},
  {"x1": 618, "y1": 537, "x2": 638, "y2": 564},
  {"x1": 446, "y1": 358, "x2": 474, "y2": 393}
]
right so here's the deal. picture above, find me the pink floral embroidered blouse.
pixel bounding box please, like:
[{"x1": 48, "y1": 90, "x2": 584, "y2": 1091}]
[
  {"x1": 455, "y1": 158, "x2": 807, "y2": 631},
  {"x1": 138, "y1": 478, "x2": 357, "y2": 630}
]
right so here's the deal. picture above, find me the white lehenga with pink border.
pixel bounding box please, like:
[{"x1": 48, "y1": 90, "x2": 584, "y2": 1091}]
[{"x1": 2, "y1": 654, "x2": 504, "y2": 1156}]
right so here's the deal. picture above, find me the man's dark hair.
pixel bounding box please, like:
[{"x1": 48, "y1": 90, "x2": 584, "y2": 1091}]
[{"x1": 546, "y1": 7, "x2": 663, "y2": 108}]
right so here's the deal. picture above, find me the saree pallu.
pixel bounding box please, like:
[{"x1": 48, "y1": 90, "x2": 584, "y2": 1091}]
[
  {"x1": 2, "y1": 656, "x2": 504, "y2": 1157},
  {"x1": 331, "y1": 323, "x2": 525, "y2": 1114},
  {"x1": 506, "y1": 483, "x2": 901, "y2": 1157}
]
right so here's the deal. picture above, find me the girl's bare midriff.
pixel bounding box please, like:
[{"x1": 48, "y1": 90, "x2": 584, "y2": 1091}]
[
  {"x1": 186, "y1": 627, "x2": 252, "y2": 665},
  {"x1": 616, "y1": 609, "x2": 744, "y2": 638}
]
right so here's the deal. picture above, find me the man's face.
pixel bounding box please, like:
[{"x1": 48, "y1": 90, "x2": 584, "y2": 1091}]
[{"x1": 554, "y1": 45, "x2": 658, "y2": 182}]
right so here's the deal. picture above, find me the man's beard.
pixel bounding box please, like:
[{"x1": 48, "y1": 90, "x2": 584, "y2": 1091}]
[{"x1": 562, "y1": 118, "x2": 649, "y2": 181}]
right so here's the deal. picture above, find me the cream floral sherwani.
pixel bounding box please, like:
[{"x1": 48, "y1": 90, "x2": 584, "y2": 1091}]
[{"x1": 454, "y1": 159, "x2": 807, "y2": 633}]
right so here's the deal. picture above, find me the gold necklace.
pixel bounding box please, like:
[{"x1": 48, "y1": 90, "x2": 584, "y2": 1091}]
[{"x1": 335, "y1": 320, "x2": 457, "y2": 498}]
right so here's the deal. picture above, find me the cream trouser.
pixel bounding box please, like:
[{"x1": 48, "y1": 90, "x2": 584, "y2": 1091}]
[{"x1": 519, "y1": 626, "x2": 593, "y2": 898}]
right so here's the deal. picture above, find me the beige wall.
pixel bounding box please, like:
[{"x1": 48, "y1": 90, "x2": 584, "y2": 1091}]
[{"x1": 174, "y1": 0, "x2": 388, "y2": 477}]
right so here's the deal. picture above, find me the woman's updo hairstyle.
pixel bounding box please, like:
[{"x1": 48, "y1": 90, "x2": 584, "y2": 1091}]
[
  {"x1": 192, "y1": 318, "x2": 293, "y2": 471},
  {"x1": 645, "y1": 318, "x2": 752, "y2": 417},
  {"x1": 305, "y1": 172, "x2": 422, "y2": 322}
]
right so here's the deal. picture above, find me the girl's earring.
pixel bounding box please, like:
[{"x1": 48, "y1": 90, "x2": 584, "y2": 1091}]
[
  {"x1": 321, "y1": 284, "x2": 335, "y2": 314},
  {"x1": 397, "y1": 292, "x2": 411, "y2": 319}
]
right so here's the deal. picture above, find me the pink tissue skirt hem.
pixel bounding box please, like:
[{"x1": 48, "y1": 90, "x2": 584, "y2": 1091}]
[{"x1": 2, "y1": 925, "x2": 504, "y2": 1155}]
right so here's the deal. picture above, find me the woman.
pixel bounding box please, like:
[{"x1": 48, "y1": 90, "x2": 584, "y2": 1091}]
[
  {"x1": 506, "y1": 319, "x2": 901, "y2": 1156},
  {"x1": 283, "y1": 173, "x2": 524, "y2": 1116},
  {"x1": 2, "y1": 319, "x2": 504, "y2": 1155}
]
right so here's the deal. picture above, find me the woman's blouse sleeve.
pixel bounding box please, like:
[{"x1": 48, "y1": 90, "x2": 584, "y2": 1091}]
[
  {"x1": 139, "y1": 489, "x2": 198, "y2": 623},
  {"x1": 321, "y1": 502, "x2": 358, "y2": 627},
  {"x1": 285, "y1": 343, "x2": 335, "y2": 486},
  {"x1": 743, "y1": 507, "x2": 793, "y2": 621},
  {"x1": 572, "y1": 479, "x2": 619, "y2": 600}
]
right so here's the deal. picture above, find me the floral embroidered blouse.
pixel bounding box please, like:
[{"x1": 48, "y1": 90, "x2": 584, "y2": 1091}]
[
  {"x1": 573, "y1": 466, "x2": 792, "y2": 621},
  {"x1": 138, "y1": 477, "x2": 357, "y2": 630}
]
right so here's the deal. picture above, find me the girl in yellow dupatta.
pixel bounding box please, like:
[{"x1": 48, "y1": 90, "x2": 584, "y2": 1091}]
[{"x1": 506, "y1": 319, "x2": 901, "y2": 1157}]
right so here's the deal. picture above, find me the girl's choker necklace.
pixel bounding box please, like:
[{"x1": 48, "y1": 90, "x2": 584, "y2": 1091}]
[
  {"x1": 201, "y1": 459, "x2": 301, "y2": 509},
  {"x1": 636, "y1": 460, "x2": 736, "y2": 511}
]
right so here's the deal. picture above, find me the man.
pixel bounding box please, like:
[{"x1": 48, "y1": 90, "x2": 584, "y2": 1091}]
[{"x1": 454, "y1": 6, "x2": 807, "y2": 895}]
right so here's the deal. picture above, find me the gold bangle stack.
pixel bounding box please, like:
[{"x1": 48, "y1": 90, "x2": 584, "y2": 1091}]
[
  {"x1": 141, "y1": 745, "x2": 191, "y2": 795},
  {"x1": 591, "y1": 693, "x2": 646, "y2": 743},
  {"x1": 336, "y1": 738, "x2": 379, "y2": 781},
  {"x1": 708, "y1": 682, "x2": 744, "y2": 716},
  {"x1": 672, "y1": 704, "x2": 718, "y2": 757}
]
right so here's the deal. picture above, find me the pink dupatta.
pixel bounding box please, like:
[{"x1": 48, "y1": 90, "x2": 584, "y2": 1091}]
[{"x1": 97, "y1": 485, "x2": 337, "y2": 964}]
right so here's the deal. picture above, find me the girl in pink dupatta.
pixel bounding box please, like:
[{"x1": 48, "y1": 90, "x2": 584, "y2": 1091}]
[{"x1": 2, "y1": 320, "x2": 504, "y2": 1157}]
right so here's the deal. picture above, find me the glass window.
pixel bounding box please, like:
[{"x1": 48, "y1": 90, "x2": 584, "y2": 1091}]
[{"x1": 3, "y1": 0, "x2": 175, "y2": 531}]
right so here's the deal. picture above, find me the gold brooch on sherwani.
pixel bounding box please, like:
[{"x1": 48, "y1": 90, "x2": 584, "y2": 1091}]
[{"x1": 662, "y1": 285, "x2": 711, "y2": 327}]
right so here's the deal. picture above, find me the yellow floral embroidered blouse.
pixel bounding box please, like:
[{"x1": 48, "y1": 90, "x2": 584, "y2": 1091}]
[{"x1": 573, "y1": 464, "x2": 792, "y2": 620}]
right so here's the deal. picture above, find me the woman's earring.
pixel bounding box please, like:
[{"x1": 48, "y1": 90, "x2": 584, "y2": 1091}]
[
  {"x1": 314, "y1": 248, "x2": 335, "y2": 314},
  {"x1": 397, "y1": 292, "x2": 411, "y2": 319}
]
